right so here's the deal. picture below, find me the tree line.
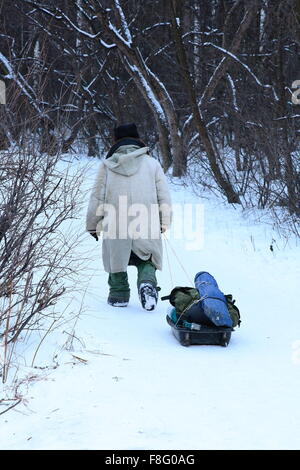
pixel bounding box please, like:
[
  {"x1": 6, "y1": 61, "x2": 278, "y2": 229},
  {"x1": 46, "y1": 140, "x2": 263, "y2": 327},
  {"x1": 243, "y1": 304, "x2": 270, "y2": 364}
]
[{"x1": 0, "y1": 0, "x2": 300, "y2": 216}]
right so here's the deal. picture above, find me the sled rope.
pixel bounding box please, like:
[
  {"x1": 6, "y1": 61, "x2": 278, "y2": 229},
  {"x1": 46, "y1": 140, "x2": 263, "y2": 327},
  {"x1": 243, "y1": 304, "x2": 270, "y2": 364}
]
[
  {"x1": 174, "y1": 298, "x2": 201, "y2": 327},
  {"x1": 163, "y1": 234, "x2": 193, "y2": 285}
]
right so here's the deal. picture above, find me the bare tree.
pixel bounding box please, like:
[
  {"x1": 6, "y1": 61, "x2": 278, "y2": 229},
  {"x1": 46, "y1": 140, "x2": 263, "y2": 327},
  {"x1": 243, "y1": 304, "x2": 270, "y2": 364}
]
[{"x1": 0, "y1": 142, "x2": 85, "y2": 383}]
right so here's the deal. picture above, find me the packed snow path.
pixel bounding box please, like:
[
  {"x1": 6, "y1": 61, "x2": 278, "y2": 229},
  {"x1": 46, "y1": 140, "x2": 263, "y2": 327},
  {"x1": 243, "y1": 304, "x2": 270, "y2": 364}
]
[{"x1": 1, "y1": 160, "x2": 300, "y2": 450}]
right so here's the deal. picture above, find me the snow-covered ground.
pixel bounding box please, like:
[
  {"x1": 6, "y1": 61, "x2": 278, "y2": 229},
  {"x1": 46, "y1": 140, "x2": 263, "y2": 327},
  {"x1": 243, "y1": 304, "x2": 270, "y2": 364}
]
[{"x1": 1, "y1": 157, "x2": 300, "y2": 450}]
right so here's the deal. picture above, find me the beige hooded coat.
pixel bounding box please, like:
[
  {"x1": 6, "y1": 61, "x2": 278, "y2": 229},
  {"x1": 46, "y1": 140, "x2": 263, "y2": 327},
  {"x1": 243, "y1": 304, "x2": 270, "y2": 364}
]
[{"x1": 86, "y1": 144, "x2": 172, "y2": 273}]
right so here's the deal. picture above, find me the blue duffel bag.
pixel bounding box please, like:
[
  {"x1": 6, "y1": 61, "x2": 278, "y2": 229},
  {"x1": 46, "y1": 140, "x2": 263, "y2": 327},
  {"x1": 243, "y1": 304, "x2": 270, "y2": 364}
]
[{"x1": 186, "y1": 272, "x2": 233, "y2": 328}]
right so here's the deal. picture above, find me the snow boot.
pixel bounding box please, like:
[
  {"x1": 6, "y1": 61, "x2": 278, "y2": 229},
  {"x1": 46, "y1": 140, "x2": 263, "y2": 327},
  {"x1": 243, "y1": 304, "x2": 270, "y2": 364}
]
[
  {"x1": 138, "y1": 283, "x2": 158, "y2": 311},
  {"x1": 107, "y1": 297, "x2": 128, "y2": 307},
  {"x1": 107, "y1": 272, "x2": 130, "y2": 307}
]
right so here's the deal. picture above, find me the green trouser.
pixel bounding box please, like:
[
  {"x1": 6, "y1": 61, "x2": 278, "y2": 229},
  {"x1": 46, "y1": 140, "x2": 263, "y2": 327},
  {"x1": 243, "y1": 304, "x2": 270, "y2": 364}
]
[{"x1": 108, "y1": 251, "x2": 157, "y2": 301}]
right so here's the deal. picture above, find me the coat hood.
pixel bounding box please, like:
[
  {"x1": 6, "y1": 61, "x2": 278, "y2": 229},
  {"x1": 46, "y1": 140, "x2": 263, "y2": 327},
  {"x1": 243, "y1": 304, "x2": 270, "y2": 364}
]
[{"x1": 103, "y1": 145, "x2": 149, "y2": 176}]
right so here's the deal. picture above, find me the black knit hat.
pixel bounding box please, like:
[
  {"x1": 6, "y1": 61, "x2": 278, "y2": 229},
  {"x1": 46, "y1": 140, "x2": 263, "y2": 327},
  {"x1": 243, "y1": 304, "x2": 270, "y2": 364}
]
[{"x1": 114, "y1": 123, "x2": 139, "y2": 141}]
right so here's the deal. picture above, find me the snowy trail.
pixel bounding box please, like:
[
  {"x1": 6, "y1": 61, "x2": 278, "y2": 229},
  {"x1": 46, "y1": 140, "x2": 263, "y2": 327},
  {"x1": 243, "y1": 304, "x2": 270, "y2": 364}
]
[{"x1": 1, "y1": 161, "x2": 300, "y2": 450}]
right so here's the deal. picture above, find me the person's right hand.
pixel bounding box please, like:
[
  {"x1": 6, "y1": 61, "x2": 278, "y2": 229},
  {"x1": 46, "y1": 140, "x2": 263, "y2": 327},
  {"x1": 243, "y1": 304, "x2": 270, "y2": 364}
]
[{"x1": 161, "y1": 226, "x2": 167, "y2": 234}]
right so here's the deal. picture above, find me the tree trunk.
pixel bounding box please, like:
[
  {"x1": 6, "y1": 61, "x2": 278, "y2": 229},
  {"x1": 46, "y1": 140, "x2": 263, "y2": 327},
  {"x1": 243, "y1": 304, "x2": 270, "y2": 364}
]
[
  {"x1": 95, "y1": 3, "x2": 183, "y2": 174},
  {"x1": 201, "y1": 1, "x2": 258, "y2": 109},
  {"x1": 169, "y1": 0, "x2": 240, "y2": 203},
  {"x1": 0, "y1": 126, "x2": 9, "y2": 150}
]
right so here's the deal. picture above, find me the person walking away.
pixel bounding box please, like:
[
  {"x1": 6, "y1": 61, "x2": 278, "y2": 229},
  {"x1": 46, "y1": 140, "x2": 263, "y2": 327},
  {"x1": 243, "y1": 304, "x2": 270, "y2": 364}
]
[{"x1": 86, "y1": 123, "x2": 172, "y2": 311}]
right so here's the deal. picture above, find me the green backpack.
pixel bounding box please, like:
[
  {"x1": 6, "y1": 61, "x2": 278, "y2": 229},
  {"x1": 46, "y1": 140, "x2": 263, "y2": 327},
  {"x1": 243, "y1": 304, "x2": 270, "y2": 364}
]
[
  {"x1": 162, "y1": 287, "x2": 241, "y2": 328},
  {"x1": 224, "y1": 294, "x2": 241, "y2": 328}
]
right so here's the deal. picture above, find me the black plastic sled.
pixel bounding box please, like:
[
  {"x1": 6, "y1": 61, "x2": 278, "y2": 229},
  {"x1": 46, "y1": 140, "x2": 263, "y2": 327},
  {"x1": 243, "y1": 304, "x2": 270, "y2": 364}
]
[{"x1": 166, "y1": 315, "x2": 233, "y2": 347}]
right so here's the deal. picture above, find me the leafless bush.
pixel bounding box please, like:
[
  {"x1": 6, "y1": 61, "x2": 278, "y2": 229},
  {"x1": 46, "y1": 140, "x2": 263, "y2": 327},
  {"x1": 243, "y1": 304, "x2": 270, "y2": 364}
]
[{"x1": 0, "y1": 144, "x2": 85, "y2": 383}]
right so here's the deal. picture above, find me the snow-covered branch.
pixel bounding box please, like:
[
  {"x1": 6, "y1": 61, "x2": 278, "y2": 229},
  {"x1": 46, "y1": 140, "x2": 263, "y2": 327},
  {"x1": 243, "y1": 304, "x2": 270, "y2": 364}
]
[
  {"x1": 201, "y1": 41, "x2": 279, "y2": 101},
  {"x1": 108, "y1": 21, "x2": 132, "y2": 48},
  {"x1": 114, "y1": 0, "x2": 132, "y2": 45},
  {"x1": 126, "y1": 62, "x2": 167, "y2": 124},
  {"x1": 0, "y1": 51, "x2": 43, "y2": 115},
  {"x1": 142, "y1": 22, "x2": 171, "y2": 33}
]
